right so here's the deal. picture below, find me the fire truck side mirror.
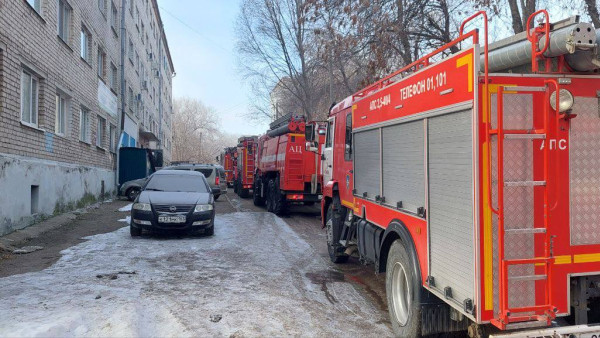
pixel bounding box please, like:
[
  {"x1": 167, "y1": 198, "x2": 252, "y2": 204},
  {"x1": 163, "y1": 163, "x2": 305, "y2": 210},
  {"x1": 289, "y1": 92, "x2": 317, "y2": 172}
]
[
  {"x1": 305, "y1": 141, "x2": 318, "y2": 153},
  {"x1": 305, "y1": 125, "x2": 315, "y2": 142}
]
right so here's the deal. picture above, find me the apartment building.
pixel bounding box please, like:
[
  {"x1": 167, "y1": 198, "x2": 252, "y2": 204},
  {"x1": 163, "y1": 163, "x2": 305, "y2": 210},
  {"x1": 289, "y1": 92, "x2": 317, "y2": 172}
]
[{"x1": 0, "y1": 0, "x2": 174, "y2": 235}]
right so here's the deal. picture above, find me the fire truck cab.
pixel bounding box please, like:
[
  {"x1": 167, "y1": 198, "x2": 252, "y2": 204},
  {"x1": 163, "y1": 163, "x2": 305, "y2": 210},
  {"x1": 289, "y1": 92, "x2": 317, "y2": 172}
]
[{"x1": 311, "y1": 11, "x2": 600, "y2": 337}]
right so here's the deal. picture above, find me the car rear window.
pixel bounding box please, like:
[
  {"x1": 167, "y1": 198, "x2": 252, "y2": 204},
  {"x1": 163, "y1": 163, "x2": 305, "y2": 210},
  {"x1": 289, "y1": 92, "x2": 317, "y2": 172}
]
[
  {"x1": 195, "y1": 169, "x2": 213, "y2": 177},
  {"x1": 145, "y1": 175, "x2": 209, "y2": 193}
]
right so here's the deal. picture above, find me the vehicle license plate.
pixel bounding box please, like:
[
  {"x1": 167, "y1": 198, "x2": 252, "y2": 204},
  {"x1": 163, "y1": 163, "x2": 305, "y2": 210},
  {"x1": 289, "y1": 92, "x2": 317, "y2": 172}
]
[{"x1": 158, "y1": 216, "x2": 186, "y2": 223}]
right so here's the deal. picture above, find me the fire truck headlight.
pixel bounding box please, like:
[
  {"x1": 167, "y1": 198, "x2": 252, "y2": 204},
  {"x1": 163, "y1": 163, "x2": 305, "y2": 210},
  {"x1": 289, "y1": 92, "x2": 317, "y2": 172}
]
[{"x1": 550, "y1": 89, "x2": 574, "y2": 113}]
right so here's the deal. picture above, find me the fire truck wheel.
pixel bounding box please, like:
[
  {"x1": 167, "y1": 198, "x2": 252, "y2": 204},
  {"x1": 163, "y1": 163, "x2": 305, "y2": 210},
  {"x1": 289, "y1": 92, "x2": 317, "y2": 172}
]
[
  {"x1": 326, "y1": 203, "x2": 349, "y2": 264},
  {"x1": 253, "y1": 180, "x2": 265, "y2": 206},
  {"x1": 267, "y1": 178, "x2": 286, "y2": 215},
  {"x1": 240, "y1": 188, "x2": 249, "y2": 198},
  {"x1": 233, "y1": 179, "x2": 239, "y2": 194},
  {"x1": 386, "y1": 239, "x2": 421, "y2": 337}
]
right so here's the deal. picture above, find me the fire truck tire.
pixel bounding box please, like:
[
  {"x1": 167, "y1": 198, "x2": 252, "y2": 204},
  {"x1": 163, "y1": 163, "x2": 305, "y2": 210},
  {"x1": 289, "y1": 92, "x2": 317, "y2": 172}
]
[
  {"x1": 326, "y1": 202, "x2": 349, "y2": 264},
  {"x1": 233, "y1": 179, "x2": 239, "y2": 194},
  {"x1": 240, "y1": 188, "x2": 249, "y2": 198},
  {"x1": 253, "y1": 179, "x2": 265, "y2": 206},
  {"x1": 267, "y1": 178, "x2": 286, "y2": 215},
  {"x1": 386, "y1": 239, "x2": 422, "y2": 337}
]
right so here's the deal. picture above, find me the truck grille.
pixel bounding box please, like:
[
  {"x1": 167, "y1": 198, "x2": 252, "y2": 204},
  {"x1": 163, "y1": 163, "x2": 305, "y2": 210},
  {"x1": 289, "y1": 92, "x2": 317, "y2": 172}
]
[{"x1": 153, "y1": 205, "x2": 193, "y2": 213}]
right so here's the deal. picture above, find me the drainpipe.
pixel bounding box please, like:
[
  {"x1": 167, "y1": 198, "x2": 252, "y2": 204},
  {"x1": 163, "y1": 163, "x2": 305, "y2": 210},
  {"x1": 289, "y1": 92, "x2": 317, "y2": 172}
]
[{"x1": 116, "y1": 0, "x2": 127, "y2": 189}]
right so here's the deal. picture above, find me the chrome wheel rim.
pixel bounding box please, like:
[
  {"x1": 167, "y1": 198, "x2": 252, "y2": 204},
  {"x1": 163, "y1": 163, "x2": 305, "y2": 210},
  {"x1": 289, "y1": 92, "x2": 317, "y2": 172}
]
[{"x1": 391, "y1": 261, "x2": 411, "y2": 326}]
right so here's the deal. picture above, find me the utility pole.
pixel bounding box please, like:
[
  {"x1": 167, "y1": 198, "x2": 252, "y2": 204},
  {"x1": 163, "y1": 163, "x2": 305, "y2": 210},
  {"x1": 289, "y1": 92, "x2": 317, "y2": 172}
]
[{"x1": 115, "y1": 0, "x2": 127, "y2": 188}]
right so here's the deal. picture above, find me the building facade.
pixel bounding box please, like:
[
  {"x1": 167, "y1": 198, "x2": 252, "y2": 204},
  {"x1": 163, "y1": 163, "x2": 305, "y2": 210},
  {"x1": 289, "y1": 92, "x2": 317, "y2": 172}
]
[{"x1": 0, "y1": 0, "x2": 174, "y2": 235}]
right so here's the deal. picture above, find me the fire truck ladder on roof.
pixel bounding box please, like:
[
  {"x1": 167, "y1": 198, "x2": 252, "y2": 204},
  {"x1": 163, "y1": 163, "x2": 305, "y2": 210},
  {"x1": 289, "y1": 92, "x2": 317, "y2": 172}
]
[{"x1": 488, "y1": 80, "x2": 561, "y2": 330}]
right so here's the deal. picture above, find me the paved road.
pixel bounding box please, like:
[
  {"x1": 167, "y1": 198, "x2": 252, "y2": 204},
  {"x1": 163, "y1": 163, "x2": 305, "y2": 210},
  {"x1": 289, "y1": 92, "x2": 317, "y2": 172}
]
[{"x1": 0, "y1": 194, "x2": 393, "y2": 336}]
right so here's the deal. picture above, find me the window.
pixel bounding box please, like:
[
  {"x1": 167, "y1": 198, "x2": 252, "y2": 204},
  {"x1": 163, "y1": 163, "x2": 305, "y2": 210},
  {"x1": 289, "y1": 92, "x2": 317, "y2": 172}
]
[
  {"x1": 97, "y1": 47, "x2": 106, "y2": 79},
  {"x1": 325, "y1": 119, "x2": 333, "y2": 148},
  {"x1": 109, "y1": 124, "x2": 117, "y2": 151},
  {"x1": 21, "y1": 70, "x2": 39, "y2": 126},
  {"x1": 135, "y1": 51, "x2": 139, "y2": 73},
  {"x1": 128, "y1": 87, "x2": 134, "y2": 112},
  {"x1": 98, "y1": 0, "x2": 106, "y2": 16},
  {"x1": 111, "y1": 1, "x2": 118, "y2": 34},
  {"x1": 26, "y1": 0, "x2": 41, "y2": 13},
  {"x1": 96, "y1": 115, "x2": 106, "y2": 148},
  {"x1": 55, "y1": 93, "x2": 68, "y2": 135},
  {"x1": 141, "y1": 23, "x2": 145, "y2": 45},
  {"x1": 128, "y1": 38, "x2": 134, "y2": 61},
  {"x1": 80, "y1": 25, "x2": 91, "y2": 62},
  {"x1": 80, "y1": 107, "x2": 90, "y2": 143},
  {"x1": 110, "y1": 63, "x2": 118, "y2": 91},
  {"x1": 344, "y1": 113, "x2": 352, "y2": 161},
  {"x1": 58, "y1": 0, "x2": 72, "y2": 42}
]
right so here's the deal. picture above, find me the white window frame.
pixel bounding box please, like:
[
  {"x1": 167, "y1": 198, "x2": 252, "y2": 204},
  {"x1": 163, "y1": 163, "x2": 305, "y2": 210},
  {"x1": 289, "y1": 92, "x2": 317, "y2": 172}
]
[
  {"x1": 27, "y1": 0, "x2": 42, "y2": 14},
  {"x1": 111, "y1": 1, "x2": 118, "y2": 34},
  {"x1": 97, "y1": 47, "x2": 106, "y2": 79},
  {"x1": 96, "y1": 115, "x2": 106, "y2": 148},
  {"x1": 80, "y1": 107, "x2": 90, "y2": 143},
  {"x1": 80, "y1": 25, "x2": 91, "y2": 62},
  {"x1": 20, "y1": 70, "x2": 39, "y2": 127},
  {"x1": 110, "y1": 62, "x2": 118, "y2": 91},
  {"x1": 55, "y1": 92, "x2": 68, "y2": 136},
  {"x1": 109, "y1": 124, "x2": 117, "y2": 152},
  {"x1": 57, "y1": 0, "x2": 72, "y2": 43}
]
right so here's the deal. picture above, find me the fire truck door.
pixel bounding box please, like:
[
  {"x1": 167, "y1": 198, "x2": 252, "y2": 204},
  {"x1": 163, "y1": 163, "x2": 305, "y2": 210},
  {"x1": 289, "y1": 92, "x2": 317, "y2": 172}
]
[{"x1": 323, "y1": 117, "x2": 335, "y2": 184}]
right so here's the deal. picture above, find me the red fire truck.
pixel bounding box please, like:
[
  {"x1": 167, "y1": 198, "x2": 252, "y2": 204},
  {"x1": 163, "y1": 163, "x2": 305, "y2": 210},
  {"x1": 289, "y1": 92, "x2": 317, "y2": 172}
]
[
  {"x1": 253, "y1": 114, "x2": 324, "y2": 214},
  {"x1": 308, "y1": 11, "x2": 600, "y2": 337},
  {"x1": 221, "y1": 147, "x2": 237, "y2": 187},
  {"x1": 234, "y1": 136, "x2": 258, "y2": 198}
]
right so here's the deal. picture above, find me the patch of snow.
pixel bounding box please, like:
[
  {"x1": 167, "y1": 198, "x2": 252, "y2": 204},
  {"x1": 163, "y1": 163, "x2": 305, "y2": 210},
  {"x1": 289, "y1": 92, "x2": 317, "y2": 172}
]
[
  {"x1": 118, "y1": 203, "x2": 133, "y2": 212},
  {"x1": 0, "y1": 212, "x2": 391, "y2": 336},
  {"x1": 117, "y1": 216, "x2": 130, "y2": 223},
  {"x1": 12, "y1": 246, "x2": 44, "y2": 254}
]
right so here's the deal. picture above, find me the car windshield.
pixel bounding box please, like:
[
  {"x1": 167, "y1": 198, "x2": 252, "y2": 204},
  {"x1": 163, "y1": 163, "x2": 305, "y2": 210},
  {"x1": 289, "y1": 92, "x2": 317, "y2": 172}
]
[{"x1": 145, "y1": 175, "x2": 208, "y2": 193}]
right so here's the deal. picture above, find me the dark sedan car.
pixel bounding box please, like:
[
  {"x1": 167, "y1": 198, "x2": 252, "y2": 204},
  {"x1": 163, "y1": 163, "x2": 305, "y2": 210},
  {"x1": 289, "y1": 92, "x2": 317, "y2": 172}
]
[{"x1": 130, "y1": 170, "x2": 215, "y2": 237}]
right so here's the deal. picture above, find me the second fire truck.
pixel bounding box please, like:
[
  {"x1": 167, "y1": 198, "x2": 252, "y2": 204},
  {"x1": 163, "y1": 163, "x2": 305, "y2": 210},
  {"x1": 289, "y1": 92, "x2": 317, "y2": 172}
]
[
  {"x1": 308, "y1": 11, "x2": 600, "y2": 337},
  {"x1": 253, "y1": 114, "x2": 324, "y2": 214}
]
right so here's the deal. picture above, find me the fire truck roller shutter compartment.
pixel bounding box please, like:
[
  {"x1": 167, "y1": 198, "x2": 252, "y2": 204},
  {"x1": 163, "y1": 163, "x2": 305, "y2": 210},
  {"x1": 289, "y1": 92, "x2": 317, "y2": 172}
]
[
  {"x1": 381, "y1": 120, "x2": 425, "y2": 214},
  {"x1": 354, "y1": 129, "x2": 381, "y2": 199},
  {"x1": 428, "y1": 107, "x2": 475, "y2": 308},
  {"x1": 570, "y1": 97, "x2": 600, "y2": 246}
]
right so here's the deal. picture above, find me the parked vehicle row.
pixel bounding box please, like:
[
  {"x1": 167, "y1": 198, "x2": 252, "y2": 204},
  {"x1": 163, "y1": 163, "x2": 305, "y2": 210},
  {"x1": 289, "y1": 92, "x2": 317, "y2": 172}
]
[{"x1": 219, "y1": 10, "x2": 600, "y2": 337}]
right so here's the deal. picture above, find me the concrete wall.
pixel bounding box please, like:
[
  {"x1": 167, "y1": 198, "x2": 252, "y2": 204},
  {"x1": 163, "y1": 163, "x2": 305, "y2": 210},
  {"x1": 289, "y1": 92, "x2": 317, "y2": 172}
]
[{"x1": 0, "y1": 153, "x2": 115, "y2": 236}]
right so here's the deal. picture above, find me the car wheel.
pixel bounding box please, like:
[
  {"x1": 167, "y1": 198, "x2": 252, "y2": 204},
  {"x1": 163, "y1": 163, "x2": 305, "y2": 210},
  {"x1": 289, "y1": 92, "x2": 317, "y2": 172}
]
[
  {"x1": 126, "y1": 187, "x2": 140, "y2": 201},
  {"x1": 269, "y1": 177, "x2": 286, "y2": 215},
  {"x1": 130, "y1": 222, "x2": 142, "y2": 237},
  {"x1": 386, "y1": 239, "x2": 422, "y2": 337},
  {"x1": 326, "y1": 201, "x2": 349, "y2": 264},
  {"x1": 253, "y1": 179, "x2": 265, "y2": 206}
]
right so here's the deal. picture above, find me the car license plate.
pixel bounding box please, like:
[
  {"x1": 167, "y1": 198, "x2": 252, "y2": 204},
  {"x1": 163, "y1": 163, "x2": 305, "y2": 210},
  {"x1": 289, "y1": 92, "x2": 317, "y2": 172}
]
[{"x1": 158, "y1": 215, "x2": 186, "y2": 223}]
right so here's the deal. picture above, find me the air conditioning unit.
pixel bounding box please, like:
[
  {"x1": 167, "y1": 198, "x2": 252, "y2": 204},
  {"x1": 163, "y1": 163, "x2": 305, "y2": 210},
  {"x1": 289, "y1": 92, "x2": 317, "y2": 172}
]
[{"x1": 136, "y1": 93, "x2": 142, "y2": 101}]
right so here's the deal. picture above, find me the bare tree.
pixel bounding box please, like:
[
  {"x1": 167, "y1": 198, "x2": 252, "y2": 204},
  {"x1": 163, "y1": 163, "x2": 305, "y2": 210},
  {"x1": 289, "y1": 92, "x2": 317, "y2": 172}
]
[
  {"x1": 583, "y1": 0, "x2": 600, "y2": 27},
  {"x1": 171, "y1": 97, "x2": 220, "y2": 163},
  {"x1": 236, "y1": 0, "x2": 324, "y2": 122}
]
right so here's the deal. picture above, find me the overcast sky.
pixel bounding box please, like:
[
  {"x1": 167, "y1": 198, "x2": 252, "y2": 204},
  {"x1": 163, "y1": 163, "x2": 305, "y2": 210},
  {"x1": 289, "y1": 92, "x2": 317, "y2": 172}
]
[{"x1": 156, "y1": 0, "x2": 268, "y2": 137}]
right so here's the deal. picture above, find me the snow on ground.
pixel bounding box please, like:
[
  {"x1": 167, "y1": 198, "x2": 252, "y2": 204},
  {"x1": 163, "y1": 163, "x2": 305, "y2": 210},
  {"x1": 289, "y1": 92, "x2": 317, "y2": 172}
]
[
  {"x1": 118, "y1": 203, "x2": 132, "y2": 212},
  {"x1": 117, "y1": 216, "x2": 131, "y2": 223},
  {"x1": 0, "y1": 212, "x2": 391, "y2": 337}
]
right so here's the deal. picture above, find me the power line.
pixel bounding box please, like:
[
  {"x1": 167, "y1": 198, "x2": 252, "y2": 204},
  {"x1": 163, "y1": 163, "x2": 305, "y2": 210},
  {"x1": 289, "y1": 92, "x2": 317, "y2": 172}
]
[{"x1": 158, "y1": 5, "x2": 229, "y2": 52}]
